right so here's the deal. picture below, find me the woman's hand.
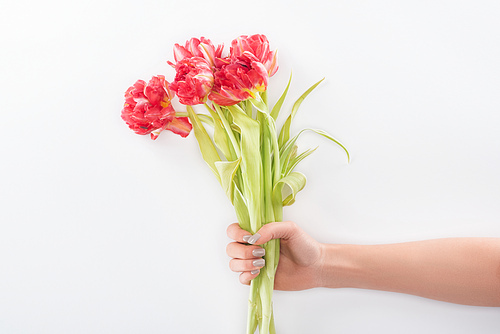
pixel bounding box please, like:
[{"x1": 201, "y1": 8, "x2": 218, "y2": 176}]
[
  {"x1": 227, "y1": 221, "x2": 500, "y2": 306},
  {"x1": 226, "y1": 221, "x2": 324, "y2": 291}
]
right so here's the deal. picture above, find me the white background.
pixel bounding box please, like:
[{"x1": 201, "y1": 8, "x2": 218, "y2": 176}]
[{"x1": 1, "y1": 0, "x2": 499, "y2": 333}]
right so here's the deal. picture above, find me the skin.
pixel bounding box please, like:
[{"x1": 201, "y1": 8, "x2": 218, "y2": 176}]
[{"x1": 226, "y1": 221, "x2": 500, "y2": 307}]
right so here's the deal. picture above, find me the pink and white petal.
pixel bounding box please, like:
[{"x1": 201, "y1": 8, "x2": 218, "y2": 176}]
[
  {"x1": 173, "y1": 44, "x2": 192, "y2": 62},
  {"x1": 264, "y1": 50, "x2": 279, "y2": 77},
  {"x1": 166, "y1": 117, "x2": 192, "y2": 137},
  {"x1": 150, "y1": 128, "x2": 163, "y2": 140}
]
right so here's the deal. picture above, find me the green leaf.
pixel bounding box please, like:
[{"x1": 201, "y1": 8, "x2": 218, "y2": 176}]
[
  {"x1": 270, "y1": 71, "x2": 292, "y2": 121},
  {"x1": 280, "y1": 144, "x2": 297, "y2": 178},
  {"x1": 273, "y1": 172, "x2": 307, "y2": 206},
  {"x1": 204, "y1": 105, "x2": 233, "y2": 160},
  {"x1": 289, "y1": 144, "x2": 298, "y2": 161},
  {"x1": 260, "y1": 115, "x2": 275, "y2": 224},
  {"x1": 244, "y1": 99, "x2": 253, "y2": 117},
  {"x1": 285, "y1": 146, "x2": 318, "y2": 176},
  {"x1": 227, "y1": 105, "x2": 262, "y2": 233},
  {"x1": 278, "y1": 78, "x2": 325, "y2": 148},
  {"x1": 261, "y1": 90, "x2": 268, "y2": 107},
  {"x1": 249, "y1": 97, "x2": 268, "y2": 114},
  {"x1": 215, "y1": 158, "x2": 241, "y2": 204},
  {"x1": 280, "y1": 128, "x2": 350, "y2": 175},
  {"x1": 231, "y1": 123, "x2": 241, "y2": 134},
  {"x1": 233, "y1": 185, "x2": 251, "y2": 233},
  {"x1": 258, "y1": 109, "x2": 281, "y2": 184},
  {"x1": 186, "y1": 105, "x2": 221, "y2": 183},
  {"x1": 213, "y1": 103, "x2": 242, "y2": 158}
]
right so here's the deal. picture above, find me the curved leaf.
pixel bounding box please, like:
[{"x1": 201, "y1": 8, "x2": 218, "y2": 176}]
[
  {"x1": 233, "y1": 185, "x2": 251, "y2": 232},
  {"x1": 205, "y1": 106, "x2": 233, "y2": 160},
  {"x1": 285, "y1": 146, "x2": 318, "y2": 176},
  {"x1": 278, "y1": 78, "x2": 325, "y2": 148},
  {"x1": 249, "y1": 96, "x2": 268, "y2": 113},
  {"x1": 273, "y1": 172, "x2": 307, "y2": 206},
  {"x1": 270, "y1": 71, "x2": 292, "y2": 121},
  {"x1": 213, "y1": 103, "x2": 241, "y2": 158},
  {"x1": 280, "y1": 128, "x2": 350, "y2": 175},
  {"x1": 215, "y1": 158, "x2": 241, "y2": 204},
  {"x1": 227, "y1": 105, "x2": 262, "y2": 233},
  {"x1": 186, "y1": 106, "x2": 221, "y2": 182}
]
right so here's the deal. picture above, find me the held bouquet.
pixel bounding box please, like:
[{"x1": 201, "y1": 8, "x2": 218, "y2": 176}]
[{"x1": 121, "y1": 34, "x2": 349, "y2": 334}]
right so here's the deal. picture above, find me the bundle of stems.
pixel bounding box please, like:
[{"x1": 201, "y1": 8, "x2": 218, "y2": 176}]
[{"x1": 185, "y1": 76, "x2": 349, "y2": 334}]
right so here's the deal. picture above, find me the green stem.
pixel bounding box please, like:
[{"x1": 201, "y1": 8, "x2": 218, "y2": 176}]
[
  {"x1": 245, "y1": 99, "x2": 253, "y2": 117},
  {"x1": 259, "y1": 239, "x2": 278, "y2": 334},
  {"x1": 260, "y1": 91, "x2": 268, "y2": 107},
  {"x1": 253, "y1": 97, "x2": 280, "y2": 334},
  {"x1": 247, "y1": 279, "x2": 259, "y2": 334}
]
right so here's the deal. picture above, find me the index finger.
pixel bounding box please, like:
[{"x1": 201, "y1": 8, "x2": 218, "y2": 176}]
[{"x1": 226, "y1": 223, "x2": 252, "y2": 243}]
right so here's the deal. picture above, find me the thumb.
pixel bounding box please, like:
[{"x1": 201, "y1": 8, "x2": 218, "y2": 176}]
[{"x1": 247, "y1": 221, "x2": 300, "y2": 245}]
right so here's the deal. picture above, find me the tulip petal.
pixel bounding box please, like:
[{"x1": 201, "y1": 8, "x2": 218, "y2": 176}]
[
  {"x1": 166, "y1": 117, "x2": 192, "y2": 138},
  {"x1": 173, "y1": 44, "x2": 192, "y2": 62},
  {"x1": 171, "y1": 57, "x2": 214, "y2": 105}
]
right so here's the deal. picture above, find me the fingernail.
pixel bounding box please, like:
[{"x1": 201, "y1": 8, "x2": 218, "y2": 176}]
[
  {"x1": 247, "y1": 233, "x2": 261, "y2": 245},
  {"x1": 242, "y1": 235, "x2": 251, "y2": 242},
  {"x1": 253, "y1": 259, "x2": 265, "y2": 267},
  {"x1": 250, "y1": 269, "x2": 260, "y2": 275},
  {"x1": 252, "y1": 248, "x2": 266, "y2": 257}
]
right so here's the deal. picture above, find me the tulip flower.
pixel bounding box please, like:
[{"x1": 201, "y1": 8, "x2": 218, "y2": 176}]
[
  {"x1": 231, "y1": 34, "x2": 278, "y2": 77},
  {"x1": 169, "y1": 57, "x2": 214, "y2": 106},
  {"x1": 171, "y1": 37, "x2": 223, "y2": 68},
  {"x1": 121, "y1": 75, "x2": 192, "y2": 140},
  {"x1": 209, "y1": 59, "x2": 269, "y2": 106}
]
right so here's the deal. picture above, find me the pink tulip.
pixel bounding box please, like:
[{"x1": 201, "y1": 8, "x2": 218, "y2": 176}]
[
  {"x1": 230, "y1": 34, "x2": 278, "y2": 77},
  {"x1": 169, "y1": 57, "x2": 214, "y2": 105},
  {"x1": 171, "y1": 37, "x2": 223, "y2": 68},
  {"x1": 121, "y1": 75, "x2": 192, "y2": 140},
  {"x1": 209, "y1": 59, "x2": 269, "y2": 106}
]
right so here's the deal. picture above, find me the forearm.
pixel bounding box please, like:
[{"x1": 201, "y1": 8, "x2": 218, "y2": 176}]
[{"x1": 319, "y1": 238, "x2": 500, "y2": 306}]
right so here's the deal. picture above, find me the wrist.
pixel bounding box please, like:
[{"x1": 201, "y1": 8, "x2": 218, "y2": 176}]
[{"x1": 317, "y1": 243, "x2": 368, "y2": 289}]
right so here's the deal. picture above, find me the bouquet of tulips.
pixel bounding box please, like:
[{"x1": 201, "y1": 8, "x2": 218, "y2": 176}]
[{"x1": 121, "y1": 34, "x2": 349, "y2": 334}]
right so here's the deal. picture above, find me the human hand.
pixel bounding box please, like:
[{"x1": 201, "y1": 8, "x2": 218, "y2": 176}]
[{"x1": 226, "y1": 221, "x2": 324, "y2": 291}]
